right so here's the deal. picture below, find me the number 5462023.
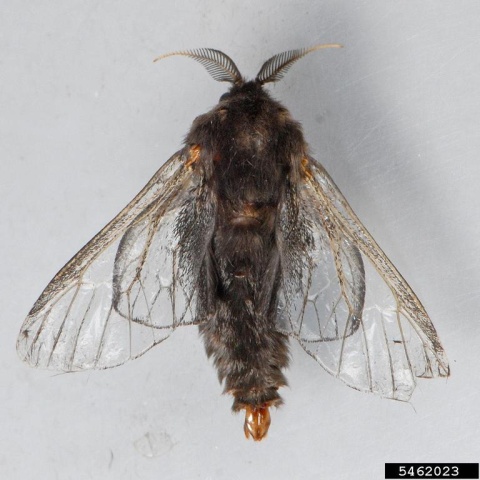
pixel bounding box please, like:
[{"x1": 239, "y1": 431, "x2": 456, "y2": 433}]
[
  {"x1": 398, "y1": 465, "x2": 459, "y2": 477},
  {"x1": 386, "y1": 463, "x2": 478, "y2": 479}
]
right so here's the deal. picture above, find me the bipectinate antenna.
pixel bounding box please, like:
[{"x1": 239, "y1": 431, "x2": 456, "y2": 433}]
[
  {"x1": 154, "y1": 48, "x2": 244, "y2": 85},
  {"x1": 255, "y1": 44, "x2": 342, "y2": 85}
]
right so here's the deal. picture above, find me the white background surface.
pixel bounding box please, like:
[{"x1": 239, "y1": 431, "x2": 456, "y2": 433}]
[{"x1": 2, "y1": 1, "x2": 479, "y2": 479}]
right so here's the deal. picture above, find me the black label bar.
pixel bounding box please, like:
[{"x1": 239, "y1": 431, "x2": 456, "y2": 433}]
[{"x1": 385, "y1": 463, "x2": 479, "y2": 479}]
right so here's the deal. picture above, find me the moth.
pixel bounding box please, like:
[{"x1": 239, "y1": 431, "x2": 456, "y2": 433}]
[{"x1": 18, "y1": 46, "x2": 449, "y2": 441}]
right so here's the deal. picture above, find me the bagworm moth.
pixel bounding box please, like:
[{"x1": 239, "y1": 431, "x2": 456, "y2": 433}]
[{"x1": 18, "y1": 46, "x2": 449, "y2": 441}]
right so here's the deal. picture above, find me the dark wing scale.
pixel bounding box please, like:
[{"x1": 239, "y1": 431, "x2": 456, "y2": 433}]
[
  {"x1": 276, "y1": 157, "x2": 449, "y2": 400},
  {"x1": 17, "y1": 150, "x2": 214, "y2": 371},
  {"x1": 155, "y1": 49, "x2": 243, "y2": 85},
  {"x1": 112, "y1": 176, "x2": 215, "y2": 329}
]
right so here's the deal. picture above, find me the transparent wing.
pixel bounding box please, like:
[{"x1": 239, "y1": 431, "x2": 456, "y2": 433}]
[
  {"x1": 18, "y1": 149, "x2": 214, "y2": 371},
  {"x1": 277, "y1": 156, "x2": 449, "y2": 401}
]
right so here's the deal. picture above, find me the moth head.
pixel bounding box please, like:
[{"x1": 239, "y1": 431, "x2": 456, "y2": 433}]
[{"x1": 154, "y1": 44, "x2": 342, "y2": 94}]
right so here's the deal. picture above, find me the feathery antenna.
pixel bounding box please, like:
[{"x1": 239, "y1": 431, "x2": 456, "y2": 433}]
[
  {"x1": 255, "y1": 44, "x2": 342, "y2": 85},
  {"x1": 154, "y1": 48, "x2": 243, "y2": 85}
]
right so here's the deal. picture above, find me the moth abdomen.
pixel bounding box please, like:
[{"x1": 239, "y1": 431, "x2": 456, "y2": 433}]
[{"x1": 185, "y1": 78, "x2": 307, "y2": 440}]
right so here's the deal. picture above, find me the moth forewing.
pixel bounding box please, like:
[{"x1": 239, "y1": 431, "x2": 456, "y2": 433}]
[
  {"x1": 291, "y1": 156, "x2": 449, "y2": 399},
  {"x1": 17, "y1": 149, "x2": 205, "y2": 371}
]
